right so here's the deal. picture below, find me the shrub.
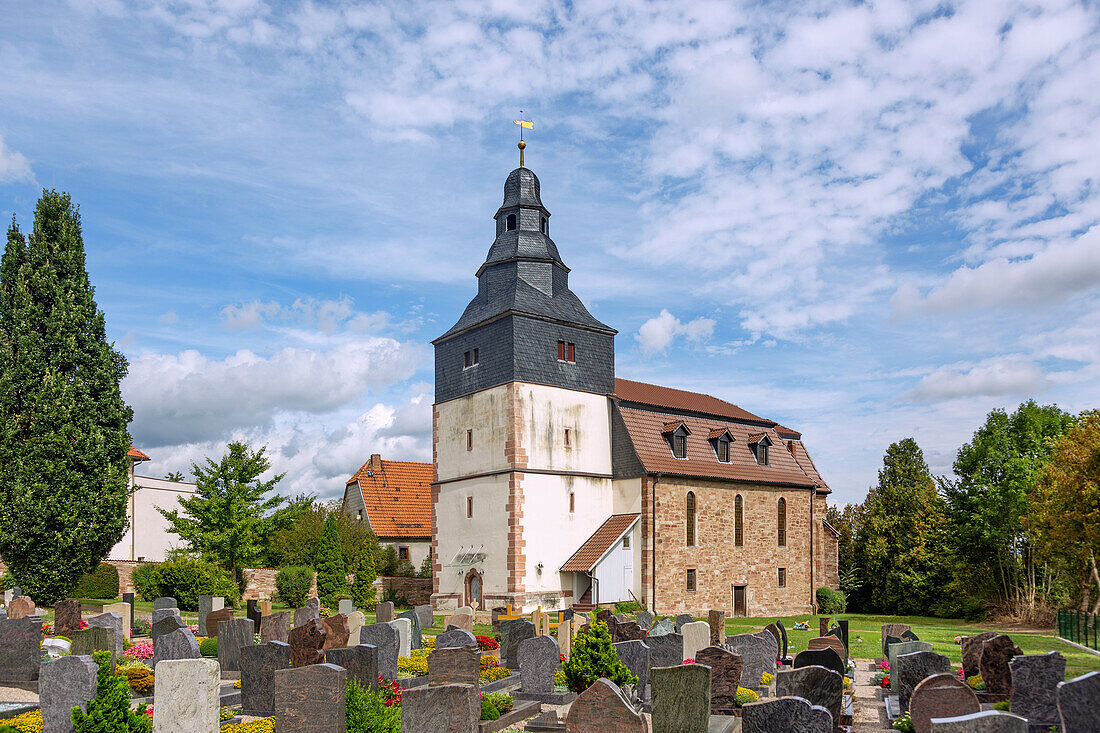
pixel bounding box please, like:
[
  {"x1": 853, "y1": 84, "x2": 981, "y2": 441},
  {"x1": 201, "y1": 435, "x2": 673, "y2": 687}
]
[
  {"x1": 735, "y1": 687, "x2": 758, "y2": 706},
  {"x1": 561, "y1": 622, "x2": 637, "y2": 693},
  {"x1": 74, "y1": 564, "x2": 121, "y2": 600},
  {"x1": 199, "y1": 637, "x2": 218, "y2": 657},
  {"x1": 816, "y1": 587, "x2": 847, "y2": 614},
  {"x1": 485, "y1": 692, "x2": 513, "y2": 714},
  {"x1": 71, "y1": 650, "x2": 151, "y2": 732},
  {"x1": 396, "y1": 656, "x2": 428, "y2": 678},
  {"x1": 479, "y1": 698, "x2": 499, "y2": 721},
  {"x1": 131, "y1": 564, "x2": 159, "y2": 603},
  {"x1": 131, "y1": 557, "x2": 238, "y2": 610},
  {"x1": 345, "y1": 678, "x2": 400, "y2": 733},
  {"x1": 275, "y1": 566, "x2": 313, "y2": 608},
  {"x1": 117, "y1": 666, "x2": 154, "y2": 695},
  {"x1": 613, "y1": 600, "x2": 642, "y2": 614},
  {"x1": 315, "y1": 515, "x2": 347, "y2": 605}
]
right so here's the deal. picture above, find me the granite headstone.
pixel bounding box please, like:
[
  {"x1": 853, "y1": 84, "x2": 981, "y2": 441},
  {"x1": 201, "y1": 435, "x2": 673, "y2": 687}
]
[
  {"x1": 217, "y1": 617, "x2": 254, "y2": 672},
  {"x1": 695, "y1": 645, "x2": 743, "y2": 713},
  {"x1": 979, "y1": 635, "x2": 1022, "y2": 695},
  {"x1": 500, "y1": 618, "x2": 536, "y2": 669},
  {"x1": 909, "y1": 673, "x2": 980, "y2": 733},
  {"x1": 776, "y1": 664, "x2": 843, "y2": 732},
  {"x1": 375, "y1": 601, "x2": 394, "y2": 623},
  {"x1": 152, "y1": 658, "x2": 220, "y2": 733},
  {"x1": 741, "y1": 695, "x2": 833, "y2": 733},
  {"x1": 259, "y1": 610, "x2": 293, "y2": 644},
  {"x1": 397, "y1": 609, "x2": 422, "y2": 650},
  {"x1": 929, "y1": 710, "x2": 1028, "y2": 732},
  {"x1": 240, "y1": 642, "x2": 291, "y2": 717},
  {"x1": 288, "y1": 619, "x2": 326, "y2": 668},
  {"x1": 564, "y1": 677, "x2": 646, "y2": 733},
  {"x1": 400, "y1": 683, "x2": 480, "y2": 733},
  {"x1": 324, "y1": 644, "x2": 378, "y2": 691},
  {"x1": 646, "y1": 632, "x2": 684, "y2": 669},
  {"x1": 1008, "y1": 651, "x2": 1064, "y2": 726},
  {"x1": 794, "y1": 647, "x2": 846, "y2": 677},
  {"x1": 428, "y1": 645, "x2": 480, "y2": 687},
  {"x1": 274, "y1": 662, "x2": 347, "y2": 733},
  {"x1": 518, "y1": 635, "x2": 561, "y2": 693},
  {"x1": 87, "y1": 612, "x2": 124, "y2": 654},
  {"x1": 40, "y1": 654, "x2": 98, "y2": 733},
  {"x1": 651, "y1": 663, "x2": 710, "y2": 733},
  {"x1": 359, "y1": 622, "x2": 400, "y2": 680},
  {"x1": 613, "y1": 640, "x2": 650, "y2": 697},
  {"x1": 960, "y1": 631, "x2": 998, "y2": 679},
  {"x1": 1055, "y1": 669, "x2": 1100, "y2": 733},
  {"x1": 436, "y1": 628, "x2": 477, "y2": 649},
  {"x1": 897, "y1": 650, "x2": 952, "y2": 712},
  {"x1": 681, "y1": 621, "x2": 710, "y2": 662},
  {"x1": 54, "y1": 599, "x2": 83, "y2": 636},
  {"x1": 197, "y1": 595, "x2": 224, "y2": 636},
  {"x1": 322, "y1": 614, "x2": 350, "y2": 649}
]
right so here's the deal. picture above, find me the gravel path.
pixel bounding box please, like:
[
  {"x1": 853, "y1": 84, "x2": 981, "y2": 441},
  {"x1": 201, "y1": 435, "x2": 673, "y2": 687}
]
[{"x1": 851, "y1": 658, "x2": 891, "y2": 732}]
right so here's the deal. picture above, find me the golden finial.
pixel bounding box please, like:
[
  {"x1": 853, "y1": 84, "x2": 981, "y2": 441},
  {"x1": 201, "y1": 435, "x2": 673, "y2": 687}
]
[{"x1": 514, "y1": 111, "x2": 533, "y2": 167}]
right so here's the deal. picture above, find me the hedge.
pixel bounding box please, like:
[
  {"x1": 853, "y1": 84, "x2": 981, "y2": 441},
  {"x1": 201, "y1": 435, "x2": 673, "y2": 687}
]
[{"x1": 73, "y1": 563, "x2": 121, "y2": 599}]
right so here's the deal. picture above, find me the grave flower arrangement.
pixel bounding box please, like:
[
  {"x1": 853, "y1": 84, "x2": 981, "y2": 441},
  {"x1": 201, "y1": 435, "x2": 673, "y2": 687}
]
[
  {"x1": 421, "y1": 636, "x2": 436, "y2": 650},
  {"x1": 479, "y1": 657, "x2": 511, "y2": 683},
  {"x1": 219, "y1": 719, "x2": 274, "y2": 733},
  {"x1": 892, "y1": 712, "x2": 914, "y2": 732},
  {"x1": 122, "y1": 641, "x2": 154, "y2": 661},
  {"x1": 735, "y1": 687, "x2": 759, "y2": 706},
  {"x1": 475, "y1": 635, "x2": 498, "y2": 651},
  {"x1": 760, "y1": 671, "x2": 774, "y2": 686},
  {"x1": 966, "y1": 674, "x2": 986, "y2": 691},
  {"x1": 116, "y1": 660, "x2": 155, "y2": 695},
  {"x1": 0, "y1": 708, "x2": 43, "y2": 732},
  {"x1": 395, "y1": 654, "x2": 428, "y2": 678},
  {"x1": 378, "y1": 678, "x2": 402, "y2": 707},
  {"x1": 131, "y1": 619, "x2": 151, "y2": 637}
]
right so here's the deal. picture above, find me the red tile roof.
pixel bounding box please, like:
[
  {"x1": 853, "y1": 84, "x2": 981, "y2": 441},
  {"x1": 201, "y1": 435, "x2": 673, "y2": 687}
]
[
  {"x1": 560, "y1": 514, "x2": 639, "y2": 572},
  {"x1": 615, "y1": 378, "x2": 770, "y2": 424},
  {"x1": 788, "y1": 441, "x2": 830, "y2": 491},
  {"x1": 617, "y1": 407, "x2": 820, "y2": 488},
  {"x1": 346, "y1": 457, "x2": 433, "y2": 539},
  {"x1": 128, "y1": 447, "x2": 150, "y2": 461}
]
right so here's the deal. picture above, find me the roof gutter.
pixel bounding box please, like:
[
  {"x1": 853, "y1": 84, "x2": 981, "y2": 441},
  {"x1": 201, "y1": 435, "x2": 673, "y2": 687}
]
[{"x1": 651, "y1": 472, "x2": 660, "y2": 614}]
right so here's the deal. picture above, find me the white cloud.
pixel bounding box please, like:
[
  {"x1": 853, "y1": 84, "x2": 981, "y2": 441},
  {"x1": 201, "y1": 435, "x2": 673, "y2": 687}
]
[
  {"x1": 124, "y1": 338, "x2": 426, "y2": 446},
  {"x1": 902, "y1": 357, "x2": 1051, "y2": 404},
  {"x1": 221, "y1": 297, "x2": 393, "y2": 334},
  {"x1": 636, "y1": 310, "x2": 716, "y2": 353},
  {"x1": 0, "y1": 134, "x2": 32, "y2": 183}
]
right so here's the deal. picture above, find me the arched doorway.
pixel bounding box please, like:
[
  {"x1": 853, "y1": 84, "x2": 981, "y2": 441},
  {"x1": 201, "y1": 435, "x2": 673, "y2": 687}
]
[{"x1": 465, "y1": 569, "x2": 483, "y2": 609}]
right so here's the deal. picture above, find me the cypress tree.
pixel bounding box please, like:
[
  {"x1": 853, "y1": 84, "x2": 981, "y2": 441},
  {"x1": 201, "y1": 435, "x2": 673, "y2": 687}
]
[
  {"x1": 0, "y1": 191, "x2": 132, "y2": 604},
  {"x1": 315, "y1": 512, "x2": 347, "y2": 604}
]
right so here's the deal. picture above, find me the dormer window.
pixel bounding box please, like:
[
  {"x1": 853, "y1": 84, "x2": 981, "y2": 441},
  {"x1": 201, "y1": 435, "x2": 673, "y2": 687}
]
[
  {"x1": 708, "y1": 428, "x2": 733, "y2": 463},
  {"x1": 662, "y1": 421, "x2": 691, "y2": 459},
  {"x1": 506, "y1": 214, "x2": 517, "y2": 231},
  {"x1": 749, "y1": 433, "x2": 772, "y2": 466}
]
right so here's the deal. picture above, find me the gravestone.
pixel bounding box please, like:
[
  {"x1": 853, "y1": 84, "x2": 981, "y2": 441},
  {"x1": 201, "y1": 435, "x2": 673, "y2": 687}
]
[
  {"x1": 794, "y1": 647, "x2": 846, "y2": 677},
  {"x1": 776, "y1": 620, "x2": 790, "y2": 661},
  {"x1": 979, "y1": 635, "x2": 1022, "y2": 695},
  {"x1": 897, "y1": 650, "x2": 952, "y2": 712},
  {"x1": 0, "y1": 617, "x2": 39, "y2": 679},
  {"x1": 647, "y1": 632, "x2": 684, "y2": 669},
  {"x1": 153, "y1": 658, "x2": 220, "y2": 733},
  {"x1": 695, "y1": 645, "x2": 743, "y2": 713},
  {"x1": 437, "y1": 628, "x2": 477, "y2": 649},
  {"x1": 500, "y1": 618, "x2": 537, "y2": 668},
  {"x1": 613, "y1": 640, "x2": 650, "y2": 696},
  {"x1": 637, "y1": 611, "x2": 654, "y2": 631},
  {"x1": 217, "y1": 617, "x2": 254, "y2": 672},
  {"x1": 293, "y1": 602, "x2": 319, "y2": 629},
  {"x1": 928, "y1": 710, "x2": 1028, "y2": 732},
  {"x1": 754, "y1": 630, "x2": 779, "y2": 670},
  {"x1": 259, "y1": 611, "x2": 293, "y2": 644},
  {"x1": 1056, "y1": 669, "x2": 1100, "y2": 733},
  {"x1": 960, "y1": 631, "x2": 998, "y2": 679},
  {"x1": 152, "y1": 600, "x2": 181, "y2": 635},
  {"x1": 674, "y1": 613, "x2": 693, "y2": 632},
  {"x1": 321, "y1": 614, "x2": 350, "y2": 649},
  {"x1": 707, "y1": 610, "x2": 725, "y2": 646},
  {"x1": 7, "y1": 596, "x2": 35, "y2": 619},
  {"x1": 651, "y1": 663, "x2": 710, "y2": 733},
  {"x1": 817, "y1": 631, "x2": 846, "y2": 662},
  {"x1": 595, "y1": 609, "x2": 612, "y2": 625},
  {"x1": 375, "y1": 601, "x2": 394, "y2": 623},
  {"x1": 881, "y1": 623, "x2": 912, "y2": 657},
  {"x1": 197, "y1": 595, "x2": 224, "y2": 636},
  {"x1": 102, "y1": 603, "x2": 131, "y2": 642},
  {"x1": 338, "y1": 598, "x2": 354, "y2": 616},
  {"x1": 741, "y1": 695, "x2": 833, "y2": 733},
  {"x1": 649, "y1": 617, "x2": 674, "y2": 636},
  {"x1": 681, "y1": 620, "x2": 710, "y2": 661},
  {"x1": 455, "y1": 605, "x2": 474, "y2": 617},
  {"x1": 519, "y1": 635, "x2": 561, "y2": 693},
  {"x1": 87, "y1": 611, "x2": 124, "y2": 654},
  {"x1": 902, "y1": 629, "x2": 920, "y2": 642},
  {"x1": 764, "y1": 623, "x2": 783, "y2": 662},
  {"x1": 325, "y1": 644, "x2": 378, "y2": 691},
  {"x1": 888, "y1": 641, "x2": 934, "y2": 692},
  {"x1": 288, "y1": 619, "x2": 326, "y2": 668},
  {"x1": 154, "y1": 596, "x2": 177, "y2": 611},
  {"x1": 391, "y1": 617, "x2": 412, "y2": 657},
  {"x1": 612, "y1": 620, "x2": 646, "y2": 643},
  {"x1": 397, "y1": 609, "x2": 422, "y2": 650},
  {"x1": 445, "y1": 612, "x2": 474, "y2": 632},
  {"x1": 1008, "y1": 651, "x2": 1063, "y2": 726},
  {"x1": 359, "y1": 622, "x2": 400, "y2": 680},
  {"x1": 565, "y1": 677, "x2": 647, "y2": 733},
  {"x1": 558, "y1": 617, "x2": 572, "y2": 661},
  {"x1": 415, "y1": 604, "x2": 434, "y2": 630},
  {"x1": 401, "y1": 683, "x2": 480, "y2": 733},
  {"x1": 909, "y1": 673, "x2": 980, "y2": 733},
  {"x1": 40, "y1": 654, "x2": 98, "y2": 733},
  {"x1": 347, "y1": 610, "x2": 365, "y2": 646},
  {"x1": 725, "y1": 632, "x2": 772, "y2": 688},
  {"x1": 819, "y1": 617, "x2": 831, "y2": 636},
  {"x1": 259, "y1": 600, "x2": 272, "y2": 616},
  {"x1": 837, "y1": 620, "x2": 849, "y2": 658},
  {"x1": 776, "y1": 665, "x2": 843, "y2": 732},
  {"x1": 71, "y1": 626, "x2": 115, "y2": 664},
  {"x1": 122, "y1": 593, "x2": 136, "y2": 630},
  {"x1": 54, "y1": 599, "x2": 83, "y2": 635},
  {"x1": 240, "y1": 641, "x2": 291, "y2": 717},
  {"x1": 274, "y1": 663, "x2": 346, "y2": 733},
  {"x1": 203, "y1": 608, "x2": 233, "y2": 637},
  {"x1": 428, "y1": 645, "x2": 480, "y2": 687},
  {"x1": 246, "y1": 599, "x2": 262, "y2": 631},
  {"x1": 152, "y1": 620, "x2": 200, "y2": 668}
]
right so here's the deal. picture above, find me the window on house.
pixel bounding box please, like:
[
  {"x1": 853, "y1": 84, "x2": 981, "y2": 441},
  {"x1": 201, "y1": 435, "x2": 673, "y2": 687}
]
[
  {"x1": 467, "y1": 496, "x2": 473, "y2": 518},
  {"x1": 734, "y1": 494, "x2": 743, "y2": 547},
  {"x1": 569, "y1": 491, "x2": 575, "y2": 513},
  {"x1": 717, "y1": 437, "x2": 731, "y2": 462},
  {"x1": 778, "y1": 567, "x2": 786, "y2": 588},
  {"x1": 778, "y1": 497, "x2": 787, "y2": 547},
  {"x1": 564, "y1": 428, "x2": 571, "y2": 447},
  {"x1": 673, "y1": 434, "x2": 687, "y2": 459},
  {"x1": 506, "y1": 214, "x2": 516, "y2": 231},
  {"x1": 754, "y1": 441, "x2": 770, "y2": 466},
  {"x1": 686, "y1": 569, "x2": 697, "y2": 592},
  {"x1": 398, "y1": 547, "x2": 410, "y2": 561},
  {"x1": 466, "y1": 429, "x2": 473, "y2": 451},
  {"x1": 463, "y1": 349, "x2": 479, "y2": 369},
  {"x1": 686, "y1": 491, "x2": 696, "y2": 547},
  {"x1": 557, "y1": 340, "x2": 576, "y2": 363},
  {"x1": 622, "y1": 534, "x2": 630, "y2": 549},
  {"x1": 357, "y1": 509, "x2": 364, "y2": 522}
]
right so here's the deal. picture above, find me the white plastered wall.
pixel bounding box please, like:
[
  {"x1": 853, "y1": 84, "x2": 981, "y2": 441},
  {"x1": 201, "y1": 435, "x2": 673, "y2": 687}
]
[{"x1": 108, "y1": 475, "x2": 196, "y2": 562}]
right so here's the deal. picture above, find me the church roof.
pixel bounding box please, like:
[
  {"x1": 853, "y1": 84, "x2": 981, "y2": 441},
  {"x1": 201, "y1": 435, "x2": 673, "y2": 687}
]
[
  {"x1": 614, "y1": 378, "x2": 771, "y2": 425},
  {"x1": 346, "y1": 456, "x2": 433, "y2": 538},
  {"x1": 560, "y1": 513, "x2": 639, "y2": 573}
]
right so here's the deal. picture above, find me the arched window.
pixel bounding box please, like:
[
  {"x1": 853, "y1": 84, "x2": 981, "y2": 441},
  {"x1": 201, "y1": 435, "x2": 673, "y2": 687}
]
[
  {"x1": 686, "y1": 491, "x2": 696, "y2": 547},
  {"x1": 506, "y1": 214, "x2": 517, "y2": 231},
  {"x1": 734, "y1": 494, "x2": 743, "y2": 547},
  {"x1": 777, "y1": 497, "x2": 786, "y2": 547}
]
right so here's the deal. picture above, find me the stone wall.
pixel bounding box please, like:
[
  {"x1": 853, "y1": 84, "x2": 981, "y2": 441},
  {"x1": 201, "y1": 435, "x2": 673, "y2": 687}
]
[{"x1": 380, "y1": 576, "x2": 433, "y2": 606}]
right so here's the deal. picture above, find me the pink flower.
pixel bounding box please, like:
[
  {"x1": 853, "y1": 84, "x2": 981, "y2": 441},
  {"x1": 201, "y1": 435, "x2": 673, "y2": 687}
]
[
  {"x1": 683, "y1": 658, "x2": 696, "y2": 664},
  {"x1": 124, "y1": 641, "x2": 154, "y2": 660}
]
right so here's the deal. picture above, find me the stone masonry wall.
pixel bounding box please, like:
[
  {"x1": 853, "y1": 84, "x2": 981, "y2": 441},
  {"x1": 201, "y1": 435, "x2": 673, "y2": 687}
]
[{"x1": 652, "y1": 478, "x2": 820, "y2": 617}]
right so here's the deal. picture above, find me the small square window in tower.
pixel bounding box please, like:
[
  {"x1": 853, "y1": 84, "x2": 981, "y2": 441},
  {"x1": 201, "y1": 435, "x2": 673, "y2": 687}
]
[
  {"x1": 686, "y1": 568, "x2": 697, "y2": 592},
  {"x1": 463, "y1": 349, "x2": 479, "y2": 369},
  {"x1": 466, "y1": 429, "x2": 473, "y2": 451},
  {"x1": 564, "y1": 428, "x2": 571, "y2": 447},
  {"x1": 467, "y1": 496, "x2": 473, "y2": 518}
]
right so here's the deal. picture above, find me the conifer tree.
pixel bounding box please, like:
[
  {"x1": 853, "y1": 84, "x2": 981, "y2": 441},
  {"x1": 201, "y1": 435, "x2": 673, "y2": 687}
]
[
  {"x1": 0, "y1": 192, "x2": 132, "y2": 604},
  {"x1": 561, "y1": 621, "x2": 637, "y2": 693},
  {"x1": 71, "y1": 650, "x2": 151, "y2": 733},
  {"x1": 349, "y1": 546, "x2": 378, "y2": 610},
  {"x1": 315, "y1": 512, "x2": 347, "y2": 604}
]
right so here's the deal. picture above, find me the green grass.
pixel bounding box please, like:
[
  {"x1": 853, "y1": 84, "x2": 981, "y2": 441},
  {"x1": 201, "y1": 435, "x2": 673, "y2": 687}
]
[{"x1": 722, "y1": 612, "x2": 1100, "y2": 679}]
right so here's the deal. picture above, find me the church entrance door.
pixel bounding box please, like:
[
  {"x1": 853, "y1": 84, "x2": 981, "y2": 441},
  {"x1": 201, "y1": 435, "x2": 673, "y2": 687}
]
[{"x1": 465, "y1": 570, "x2": 483, "y2": 609}]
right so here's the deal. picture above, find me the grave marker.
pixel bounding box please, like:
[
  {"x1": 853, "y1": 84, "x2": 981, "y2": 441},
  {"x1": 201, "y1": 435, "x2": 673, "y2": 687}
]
[
  {"x1": 391, "y1": 617, "x2": 412, "y2": 657},
  {"x1": 725, "y1": 632, "x2": 772, "y2": 688},
  {"x1": 102, "y1": 603, "x2": 131, "y2": 641},
  {"x1": 897, "y1": 650, "x2": 952, "y2": 712},
  {"x1": 428, "y1": 645, "x2": 480, "y2": 687},
  {"x1": 1056, "y1": 669, "x2": 1100, "y2": 733},
  {"x1": 217, "y1": 617, "x2": 254, "y2": 672},
  {"x1": 197, "y1": 596, "x2": 224, "y2": 636},
  {"x1": 436, "y1": 628, "x2": 477, "y2": 649},
  {"x1": 375, "y1": 601, "x2": 394, "y2": 623},
  {"x1": 794, "y1": 647, "x2": 845, "y2": 677},
  {"x1": 979, "y1": 635, "x2": 1021, "y2": 695},
  {"x1": 564, "y1": 678, "x2": 646, "y2": 733},
  {"x1": 651, "y1": 663, "x2": 710, "y2": 733},
  {"x1": 322, "y1": 614, "x2": 350, "y2": 649},
  {"x1": 646, "y1": 632, "x2": 684, "y2": 669},
  {"x1": 888, "y1": 641, "x2": 934, "y2": 692},
  {"x1": 40, "y1": 654, "x2": 97, "y2": 733},
  {"x1": 274, "y1": 662, "x2": 347, "y2": 733},
  {"x1": 707, "y1": 610, "x2": 725, "y2": 646},
  {"x1": 680, "y1": 621, "x2": 710, "y2": 662},
  {"x1": 87, "y1": 611, "x2": 124, "y2": 654},
  {"x1": 741, "y1": 695, "x2": 833, "y2": 733},
  {"x1": 695, "y1": 645, "x2": 743, "y2": 713},
  {"x1": 928, "y1": 710, "x2": 1028, "y2": 732},
  {"x1": 359, "y1": 622, "x2": 400, "y2": 680},
  {"x1": 7, "y1": 596, "x2": 35, "y2": 619},
  {"x1": 613, "y1": 640, "x2": 650, "y2": 697},
  {"x1": 54, "y1": 599, "x2": 82, "y2": 636},
  {"x1": 288, "y1": 619, "x2": 326, "y2": 668},
  {"x1": 518, "y1": 635, "x2": 560, "y2": 693},
  {"x1": 246, "y1": 599, "x2": 262, "y2": 631},
  {"x1": 960, "y1": 631, "x2": 998, "y2": 679},
  {"x1": 240, "y1": 641, "x2": 291, "y2": 718},
  {"x1": 259, "y1": 610, "x2": 293, "y2": 644},
  {"x1": 397, "y1": 609, "x2": 422, "y2": 650},
  {"x1": 152, "y1": 658, "x2": 220, "y2": 733},
  {"x1": 414, "y1": 604, "x2": 434, "y2": 630},
  {"x1": 347, "y1": 610, "x2": 365, "y2": 646},
  {"x1": 909, "y1": 673, "x2": 980, "y2": 733},
  {"x1": 775, "y1": 664, "x2": 843, "y2": 732},
  {"x1": 1008, "y1": 651, "x2": 1063, "y2": 727},
  {"x1": 325, "y1": 644, "x2": 378, "y2": 691},
  {"x1": 400, "y1": 683, "x2": 480, "y2": 733},
  {"x1": 500, "y1": 618, "x2": 536, "y2": 668}
]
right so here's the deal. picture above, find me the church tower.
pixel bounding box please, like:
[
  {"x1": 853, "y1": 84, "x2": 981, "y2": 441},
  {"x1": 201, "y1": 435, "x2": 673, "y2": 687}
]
[{"x1": 431, "y1": 162, "x2": 621, "y2": 613}]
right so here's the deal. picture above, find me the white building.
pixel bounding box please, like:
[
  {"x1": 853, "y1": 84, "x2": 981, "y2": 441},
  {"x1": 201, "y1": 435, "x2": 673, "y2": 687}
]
[{"x1": 107, "y1": 447, "x2": 197, "y2": 562}]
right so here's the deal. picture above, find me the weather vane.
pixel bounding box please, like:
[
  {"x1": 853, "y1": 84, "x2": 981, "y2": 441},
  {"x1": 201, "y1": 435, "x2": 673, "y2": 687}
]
[{"x1": 514, "y1": 111, "x2": 533, "y2": 167}]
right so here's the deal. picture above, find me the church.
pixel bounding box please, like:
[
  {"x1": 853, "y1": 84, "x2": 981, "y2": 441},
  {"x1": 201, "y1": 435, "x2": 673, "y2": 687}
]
[{"x1": 430, "y1": 154, "x2": 839, "y2": 617}]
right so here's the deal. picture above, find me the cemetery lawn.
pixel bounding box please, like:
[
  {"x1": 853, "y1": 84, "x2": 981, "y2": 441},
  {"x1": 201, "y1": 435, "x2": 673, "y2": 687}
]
[{"x1": 723, "y1": 612, "x2": 1100, "y2": 679}]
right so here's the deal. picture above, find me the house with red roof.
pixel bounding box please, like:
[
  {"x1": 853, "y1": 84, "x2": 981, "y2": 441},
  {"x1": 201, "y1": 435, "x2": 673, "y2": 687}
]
[{"x1": 342, "y1": 454, "x2": 432, "y2": 571}]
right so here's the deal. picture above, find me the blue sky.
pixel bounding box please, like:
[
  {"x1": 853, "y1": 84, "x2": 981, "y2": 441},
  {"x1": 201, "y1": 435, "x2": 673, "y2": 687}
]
[{"x1": 2, "y1": 0, "x2": 1098, "y2": 506}]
